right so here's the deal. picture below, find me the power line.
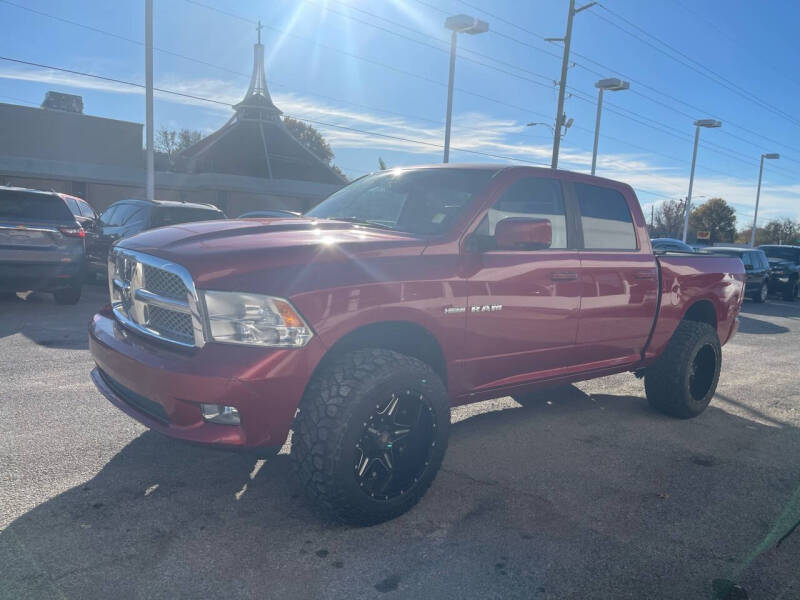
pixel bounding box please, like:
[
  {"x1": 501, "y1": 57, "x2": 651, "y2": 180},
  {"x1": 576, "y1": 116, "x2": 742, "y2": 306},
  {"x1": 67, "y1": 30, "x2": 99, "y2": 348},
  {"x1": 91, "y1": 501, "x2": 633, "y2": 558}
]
[
  {"x1": 593, "y1": 5, "x2": 800, "y2": 129},
  {"x1": 0, "y1": 55, "x2": 552, "y2": 167}
]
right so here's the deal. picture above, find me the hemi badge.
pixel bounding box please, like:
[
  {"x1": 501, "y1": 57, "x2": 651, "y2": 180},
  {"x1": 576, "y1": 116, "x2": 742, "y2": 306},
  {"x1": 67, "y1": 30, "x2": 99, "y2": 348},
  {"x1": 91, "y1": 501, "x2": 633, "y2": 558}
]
[{"x1": 444, "y1": 306, "x2": 466, "y2": 315}]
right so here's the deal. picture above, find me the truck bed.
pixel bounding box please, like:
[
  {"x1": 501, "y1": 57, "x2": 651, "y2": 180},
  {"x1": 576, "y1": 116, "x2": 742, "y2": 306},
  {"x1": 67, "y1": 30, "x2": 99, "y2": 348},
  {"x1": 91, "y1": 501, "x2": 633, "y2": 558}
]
[{"x1": 645, "y1": 254, "x2": 745, "y2": 363}]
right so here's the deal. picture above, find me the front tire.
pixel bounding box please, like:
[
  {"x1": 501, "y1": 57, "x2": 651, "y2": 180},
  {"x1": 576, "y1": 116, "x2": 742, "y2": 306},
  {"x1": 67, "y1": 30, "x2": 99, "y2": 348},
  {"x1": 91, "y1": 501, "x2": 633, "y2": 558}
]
[
  {"x1": 291, "y1": 348, "x2": 450, "y2": 526},
  {"x1": 644, "y1": 320, "x2": 721, "y2": 419},
  {"x1": 53, "y1": 282, "x2": 82, "y2": 305},
  {"x1": 783, "y1": 280, "x2": 799, "y2": 302},
  {"x1": 752, "y1": 281, "x2": 768, "y2": 303}
]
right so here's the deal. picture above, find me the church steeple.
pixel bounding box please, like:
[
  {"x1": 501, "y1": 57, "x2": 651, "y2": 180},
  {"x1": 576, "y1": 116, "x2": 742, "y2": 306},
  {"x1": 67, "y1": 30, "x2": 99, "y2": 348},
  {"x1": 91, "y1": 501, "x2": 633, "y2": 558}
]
[{"x1": 234, "y1": 20, "x2": 282, "y2": 121}]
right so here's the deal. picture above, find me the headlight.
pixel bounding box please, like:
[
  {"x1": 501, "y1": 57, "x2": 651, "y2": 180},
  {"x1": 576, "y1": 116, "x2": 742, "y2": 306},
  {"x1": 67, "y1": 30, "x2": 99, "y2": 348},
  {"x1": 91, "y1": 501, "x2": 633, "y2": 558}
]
[{"x1": 201, "y1": 290, "x2": 313, "y2": 347}]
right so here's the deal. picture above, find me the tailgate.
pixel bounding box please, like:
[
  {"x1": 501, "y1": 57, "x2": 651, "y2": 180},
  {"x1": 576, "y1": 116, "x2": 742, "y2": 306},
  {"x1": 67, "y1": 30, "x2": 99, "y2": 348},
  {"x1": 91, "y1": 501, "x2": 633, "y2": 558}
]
[
  {"x1": 0, "y1": 221, "x2": 74, "y2": 264},
  {"x1": 0, "y1": 189, "x2": 78, "y2": 264}
]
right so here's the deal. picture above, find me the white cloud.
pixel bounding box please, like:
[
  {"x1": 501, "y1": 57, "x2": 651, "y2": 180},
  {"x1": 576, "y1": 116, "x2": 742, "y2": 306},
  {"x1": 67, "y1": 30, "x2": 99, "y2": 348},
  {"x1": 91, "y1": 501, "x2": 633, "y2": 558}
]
[{"x1": 2, "y1": 64, "x2": 799, "y2": 222}]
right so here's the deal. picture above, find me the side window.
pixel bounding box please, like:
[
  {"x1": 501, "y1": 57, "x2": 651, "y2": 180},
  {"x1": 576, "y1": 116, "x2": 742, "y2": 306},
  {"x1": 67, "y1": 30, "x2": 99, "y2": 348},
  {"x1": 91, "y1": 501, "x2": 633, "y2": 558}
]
[
  {"x1": 78, "y1": 200, "x2": 96, "y2": 219},
  {"x1": 482, "y1": 177, "x2": 567, "y2": 249},
  {"x1": 111, "y1": 204, "x2": 136, "y2": 226},
  {"x1": 63, "y1": 196, "x2": 80, "y2": 216},
  {"x1": 100, "y1": 205, "x2": 119, "y2": 226},
  {"x1": 575, "y1": 183, "x2": 637, "y2": 250},
  {"x1": 741, "y1": 253, "x2": 752, "y2": 268},
  {"x1": 122, "y1": 207, "x2": 147, "y2": 228}
]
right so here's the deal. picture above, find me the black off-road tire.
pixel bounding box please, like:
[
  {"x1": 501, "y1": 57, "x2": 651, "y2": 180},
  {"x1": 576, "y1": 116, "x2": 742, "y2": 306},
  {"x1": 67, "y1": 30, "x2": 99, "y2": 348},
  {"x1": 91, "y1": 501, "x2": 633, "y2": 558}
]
[
  {"x1": 782, "y1": 280, "x2": 799, "y2": 302},
  {"x1": 644, "y1": 320, "x2": 721, "y2": 419},
  {"x1": 291, "y1": 348, "x2": 450, "y2": 526},
  {"x1": 53, "y1": 282, "x2": 82, "y2": 305},
  {"x1": 752, "y1": 281, "x2": 768, "y2": 303}
]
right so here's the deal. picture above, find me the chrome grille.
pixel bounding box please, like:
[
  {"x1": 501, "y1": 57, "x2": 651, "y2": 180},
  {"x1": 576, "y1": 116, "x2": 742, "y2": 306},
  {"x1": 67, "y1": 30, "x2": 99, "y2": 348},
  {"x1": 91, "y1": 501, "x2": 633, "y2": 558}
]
[
  {"x1": 146, "y1": 305, "x2": 194, "y2": 345},
  {"x1": 109, "y1": 249, "x2": 205, "y2": 348},
  {"x1": 143, "y1": 264, "x2": 187, "y2": 300}
]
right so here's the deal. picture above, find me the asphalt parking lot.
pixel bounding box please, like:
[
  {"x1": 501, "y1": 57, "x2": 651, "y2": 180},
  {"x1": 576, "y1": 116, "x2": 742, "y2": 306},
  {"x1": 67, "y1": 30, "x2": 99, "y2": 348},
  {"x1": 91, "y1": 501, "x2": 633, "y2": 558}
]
[{"x1": 1, "y1": 285, "x2": 799, "y2": 600}]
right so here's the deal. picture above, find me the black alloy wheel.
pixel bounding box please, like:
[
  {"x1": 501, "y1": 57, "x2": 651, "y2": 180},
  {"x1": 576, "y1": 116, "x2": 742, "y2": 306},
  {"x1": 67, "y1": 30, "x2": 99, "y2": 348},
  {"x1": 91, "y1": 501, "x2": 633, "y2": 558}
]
[
  {"x1": 688, "y1": 343, "x2": 717, "y2": 403},
  {"x1": 353, "y1": 390, "x2": 436, "y2": 501}
]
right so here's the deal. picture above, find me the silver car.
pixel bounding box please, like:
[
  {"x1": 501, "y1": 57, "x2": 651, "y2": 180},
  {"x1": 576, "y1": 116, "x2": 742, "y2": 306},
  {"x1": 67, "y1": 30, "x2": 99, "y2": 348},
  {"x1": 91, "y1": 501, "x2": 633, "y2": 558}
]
[{"x1": 0, "y1": 186, "x2": 86, "y2": 304}]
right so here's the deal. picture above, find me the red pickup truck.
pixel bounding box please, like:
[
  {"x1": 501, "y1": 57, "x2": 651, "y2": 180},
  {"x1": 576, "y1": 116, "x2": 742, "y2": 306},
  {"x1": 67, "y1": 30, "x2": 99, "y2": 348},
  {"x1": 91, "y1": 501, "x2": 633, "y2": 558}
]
[{"x1": 89, "y1": 165, "x2": 745, "y2": 525}]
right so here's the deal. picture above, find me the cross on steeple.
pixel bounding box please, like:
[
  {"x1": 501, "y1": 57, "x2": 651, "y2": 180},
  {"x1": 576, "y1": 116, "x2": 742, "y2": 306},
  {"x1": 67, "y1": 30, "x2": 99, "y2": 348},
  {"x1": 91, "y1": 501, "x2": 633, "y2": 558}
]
[{"x1": 256, "y1": 20, "x2": 263, "y2": 44}]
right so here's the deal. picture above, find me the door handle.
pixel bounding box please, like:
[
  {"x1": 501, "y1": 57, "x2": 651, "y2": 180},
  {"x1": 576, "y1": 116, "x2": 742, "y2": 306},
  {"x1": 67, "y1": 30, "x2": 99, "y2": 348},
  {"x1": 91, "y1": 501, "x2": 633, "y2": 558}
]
[
  {"x1": 550, "y1": 271, "x2": 578, "y2": 281},
  {"x1": 634, "y1": 270, "x2": 657, "y2": 280}
]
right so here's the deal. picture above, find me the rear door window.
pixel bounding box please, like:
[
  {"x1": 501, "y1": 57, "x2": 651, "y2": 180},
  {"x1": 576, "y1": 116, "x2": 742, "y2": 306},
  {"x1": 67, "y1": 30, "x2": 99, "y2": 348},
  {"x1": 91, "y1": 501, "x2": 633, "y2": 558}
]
[
  {"x1": 575, "y1": 183, "x2": 637, "y2": 250},
  {"x1": 0, "y1": 190, "x2": 73, "y2": 222},
  {"x1": 78, "y1": 200, "x2": 96, "y2": 219},
  {"x1": 63, "y1": 196, "x2": 81, "y2": 216},
  {"x1": 482, "y1": 177, "x2": 568, "y2": 249}
]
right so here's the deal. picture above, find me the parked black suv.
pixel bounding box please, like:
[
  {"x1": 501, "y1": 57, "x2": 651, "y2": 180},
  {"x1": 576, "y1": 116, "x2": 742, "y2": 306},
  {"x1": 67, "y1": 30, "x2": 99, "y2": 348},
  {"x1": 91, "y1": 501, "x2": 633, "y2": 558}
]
[
  {"x1": 759, "y1": 245, "x2": 800, "y2": 301},
  {"x1": 704, "y1": 247, "x2": 771, "y2": 302},
  {"x1": 0, "y1": 186, "x2": 87, "y2": 304},
  {"x1": 86, "y1": 199, "x2": 226, "y2": 276}
]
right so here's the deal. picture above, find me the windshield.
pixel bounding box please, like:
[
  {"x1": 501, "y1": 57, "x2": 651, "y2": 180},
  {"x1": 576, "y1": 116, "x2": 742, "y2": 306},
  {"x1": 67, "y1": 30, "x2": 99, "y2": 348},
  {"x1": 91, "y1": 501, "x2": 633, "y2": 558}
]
[
  {"x1": 306, "y1": 168, "x2": 498, "y2": 235},
  {"x1": 761, "y1": 246, "x2": 799, "y2": 261}
]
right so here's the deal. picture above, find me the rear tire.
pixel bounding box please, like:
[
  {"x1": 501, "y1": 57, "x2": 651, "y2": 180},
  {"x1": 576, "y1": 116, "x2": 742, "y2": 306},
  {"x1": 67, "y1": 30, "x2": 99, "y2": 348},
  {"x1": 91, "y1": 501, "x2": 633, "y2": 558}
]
[
  {"x1": 783, "y1": 281, "x2": 799, "y2": 302},
  {"x1": 291, "y1": 348, "x2": 450, "y2": 526},
  {"x1": 752, "y1": 281, "x2": 768, "y2": 303},
  {"x1": 53, "y1": 282, "x2": 82, "y2": 305},
  {"x1": 644, "y1": 320, "x2": 721, "y2": 419}
]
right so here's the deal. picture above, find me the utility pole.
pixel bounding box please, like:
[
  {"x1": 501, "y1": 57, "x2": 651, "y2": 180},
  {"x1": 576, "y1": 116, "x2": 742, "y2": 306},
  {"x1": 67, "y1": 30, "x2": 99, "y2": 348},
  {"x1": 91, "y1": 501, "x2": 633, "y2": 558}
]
[
  {"x1": 145, "y1": 0, "x2": 154, "y2": 201},
  {"x1": 549, "y1": 1, "x2": 596, "y2": 169},
  {"x1": 750, "y1": 153, "x2": 780, "y2": 247},
  {"x1": 443, "y1": 31, "x2": 457, "y2": 164}
]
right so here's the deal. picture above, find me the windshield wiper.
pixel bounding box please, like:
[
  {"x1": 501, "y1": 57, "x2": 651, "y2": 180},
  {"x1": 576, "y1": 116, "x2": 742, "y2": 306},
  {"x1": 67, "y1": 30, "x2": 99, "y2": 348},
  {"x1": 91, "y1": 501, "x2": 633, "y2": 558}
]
[{"x1": 328, "y1": 216, "x2": 397, "y2": 231}]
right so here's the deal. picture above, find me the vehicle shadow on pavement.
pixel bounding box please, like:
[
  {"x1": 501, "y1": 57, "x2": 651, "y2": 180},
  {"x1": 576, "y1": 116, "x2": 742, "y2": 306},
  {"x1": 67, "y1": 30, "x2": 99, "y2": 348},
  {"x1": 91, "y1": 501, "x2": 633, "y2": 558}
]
[
  {"x1": 0, "y1": 287, "x2": 106, "y2": 350},
  {"x1": 740, "y1": 300, "x2": 800, "y2": 320},
  {"x1": 3, "y1": 385, "x2": 800, "y2": 600},
  {"x1": 736, "y1": 315, "x2": 790, "y2": 335}
]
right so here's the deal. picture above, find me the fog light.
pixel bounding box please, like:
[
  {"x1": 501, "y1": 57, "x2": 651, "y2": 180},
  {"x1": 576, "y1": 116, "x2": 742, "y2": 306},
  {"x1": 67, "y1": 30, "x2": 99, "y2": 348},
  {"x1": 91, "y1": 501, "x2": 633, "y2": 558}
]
[{"x1": 201, "y1": 404, "x2": 241, "y2": 425}]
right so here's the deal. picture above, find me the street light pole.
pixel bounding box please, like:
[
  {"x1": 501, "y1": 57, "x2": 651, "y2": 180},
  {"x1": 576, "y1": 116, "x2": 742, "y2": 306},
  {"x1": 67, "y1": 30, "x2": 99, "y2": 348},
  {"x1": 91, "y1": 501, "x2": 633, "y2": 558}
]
[
  {"x1": 442, "y1": 14, "x2": 488, "y2": 164},
  {"x1": 591, "y1": 78, "x2": 629, "y2": 176},
  {"x1": 681, "y1": 119, "x2": 721, "y2": 243},
  {"x1": 549, "y1": 0, "x2": 596, "y2": 169},
  {"x1": 145, "y1": 0, "x2": 154, "y2": 201},
  {"x1": 443, "y1": 31, "x2": 458, "y2": 164},
  {"x1": 681, "y1": 126, "x2": 700, "y2": 243},
  {"x1": 750, "y1": 153, "x2": 780, "y2": 247},
  {"x1": 591, "y1": 87, "x2": 604, "y2": 176}
]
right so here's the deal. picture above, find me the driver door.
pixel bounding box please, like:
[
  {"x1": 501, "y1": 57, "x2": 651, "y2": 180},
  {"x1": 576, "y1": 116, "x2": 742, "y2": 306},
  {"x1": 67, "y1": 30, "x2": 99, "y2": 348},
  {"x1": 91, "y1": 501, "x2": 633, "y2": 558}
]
[{"x1": 461, "y1": 175, "x2": 582, "y2": 392}]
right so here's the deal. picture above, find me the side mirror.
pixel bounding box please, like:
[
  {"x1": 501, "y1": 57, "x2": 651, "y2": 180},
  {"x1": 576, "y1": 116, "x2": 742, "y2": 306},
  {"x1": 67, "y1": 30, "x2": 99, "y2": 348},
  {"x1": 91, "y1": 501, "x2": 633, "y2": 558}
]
[
  {"x1": 744, "y1": 264, "x2": 753, "y2": 271},
  {"x1": 495, "y1": 217, "x2": 552, "y2": 251}
]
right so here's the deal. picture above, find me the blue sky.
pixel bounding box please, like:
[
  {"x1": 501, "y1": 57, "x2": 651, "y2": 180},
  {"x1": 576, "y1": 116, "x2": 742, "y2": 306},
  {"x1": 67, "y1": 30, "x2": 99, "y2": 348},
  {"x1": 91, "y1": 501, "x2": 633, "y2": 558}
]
[{"x1": 2, "y1": 0, "x2": 799, "y2": 227}]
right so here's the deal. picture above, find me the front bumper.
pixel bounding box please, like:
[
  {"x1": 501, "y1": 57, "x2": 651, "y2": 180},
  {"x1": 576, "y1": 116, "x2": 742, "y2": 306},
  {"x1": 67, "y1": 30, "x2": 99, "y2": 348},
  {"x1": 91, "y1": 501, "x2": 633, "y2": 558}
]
[{"x1": 89, "y1": 309, "x2": 326, "y2": 449}]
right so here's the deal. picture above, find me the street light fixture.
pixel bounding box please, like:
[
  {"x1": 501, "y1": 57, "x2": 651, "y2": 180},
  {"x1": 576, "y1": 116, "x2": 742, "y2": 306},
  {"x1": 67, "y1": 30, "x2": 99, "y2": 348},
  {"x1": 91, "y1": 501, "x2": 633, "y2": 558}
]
[
  {"x1": 591, "y1": 78, "x2": 630, "y2": 176},
  {"x1": 442, "y1": 14, "x2": 489, "y2": 163},
  {"x1": 750, "y1": 153, "x2": 780, "y2": 247},
  {"x1": 681, "y1": 119, "x2": 722, "y2": 242}
]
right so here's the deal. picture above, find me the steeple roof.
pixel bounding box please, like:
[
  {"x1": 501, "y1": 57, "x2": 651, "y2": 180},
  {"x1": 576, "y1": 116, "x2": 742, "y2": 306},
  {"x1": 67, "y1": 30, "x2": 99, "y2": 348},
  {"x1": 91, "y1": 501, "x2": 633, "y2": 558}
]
[{"x1": 177, "y1": 21, "x2": 344, "y2": 185}]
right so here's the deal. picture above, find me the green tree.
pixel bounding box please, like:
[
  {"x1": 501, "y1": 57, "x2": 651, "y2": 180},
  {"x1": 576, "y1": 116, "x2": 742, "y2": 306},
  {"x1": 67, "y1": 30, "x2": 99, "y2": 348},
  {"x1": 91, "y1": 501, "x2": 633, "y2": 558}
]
[
  {"x1": 156, "y1": 127, "x2": 203, "y2": 162},
  {"x1": 689, "y1": 197, "x2": 736, "y2": 243},
  {"x1": 650, "y1": 198, "x2": 686, "y2": 239},
  {"x1": 737, "y1": 218, "x2": 800, "y2": 245},
  {"x1": 283, "y1": 117, "x2": 346, "y2": 181}
]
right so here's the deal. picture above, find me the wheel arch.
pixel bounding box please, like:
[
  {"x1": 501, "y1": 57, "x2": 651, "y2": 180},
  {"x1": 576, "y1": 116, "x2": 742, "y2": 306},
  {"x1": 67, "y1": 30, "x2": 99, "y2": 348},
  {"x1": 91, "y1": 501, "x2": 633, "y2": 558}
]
[
  {"x1": 681, "y1": 298, "x2": 718, "y2": 329},
  {"x1": 311, "y1": 320, "x2": 448, "y2": 391}
]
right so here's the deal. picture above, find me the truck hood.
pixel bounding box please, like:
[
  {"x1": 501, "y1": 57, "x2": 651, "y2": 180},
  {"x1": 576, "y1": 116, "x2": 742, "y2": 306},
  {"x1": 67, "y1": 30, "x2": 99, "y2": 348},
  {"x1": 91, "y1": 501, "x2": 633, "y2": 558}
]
[{"x1": 117, "y1": 217, "x2": 426, "y2": 289}]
